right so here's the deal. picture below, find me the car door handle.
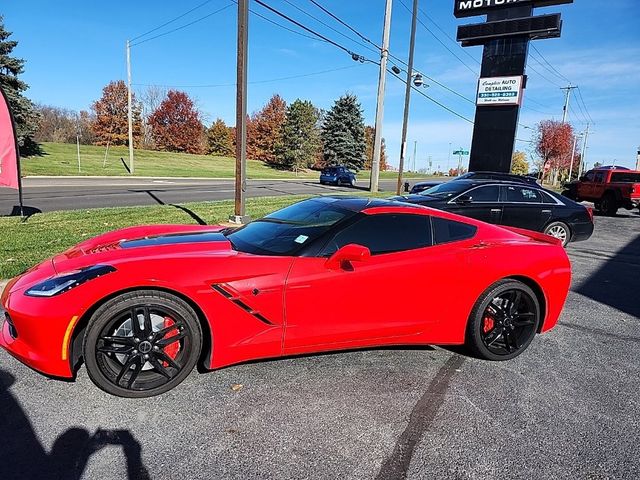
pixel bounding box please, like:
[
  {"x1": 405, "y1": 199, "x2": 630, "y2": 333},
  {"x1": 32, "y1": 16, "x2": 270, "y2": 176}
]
[
  {"x1": 542, "y1": 209, "x2": 552, "y2": 213},
  {"x1": 491, "y1": 209, "x2": 501, "y2": 213}
]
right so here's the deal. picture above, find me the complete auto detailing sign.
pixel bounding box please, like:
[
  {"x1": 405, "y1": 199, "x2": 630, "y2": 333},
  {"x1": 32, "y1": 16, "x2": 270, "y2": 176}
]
[
  {"x1": 476, "y1": 76, "x2": 524, "y2": 106},
  {"x1": 454, "y1": 0, "x2": 572, "y2": 18}
]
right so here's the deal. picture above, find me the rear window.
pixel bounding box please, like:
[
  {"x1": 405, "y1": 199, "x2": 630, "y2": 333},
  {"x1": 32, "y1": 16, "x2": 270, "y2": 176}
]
[
  {"x1": 611, "y1": 172, "x2": 640, "y2": 182},
  {"x1": 322, "y1": 167, "x2": 339, "y2": 174},
  {"x1": 432, "y1": 217, "x2": 477, "y2": 245}
]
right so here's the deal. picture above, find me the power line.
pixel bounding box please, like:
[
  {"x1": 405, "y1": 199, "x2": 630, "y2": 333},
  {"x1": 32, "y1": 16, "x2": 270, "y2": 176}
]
[
  {"x1": 281, "y1": 0, "x2": 379, "y2": 55},
  {"x1": 253, "y1": 0, "x2": 370, "y2": 61},
  {"x1": 571, "y1": 90, "x2": 589, "y2": 125},
  {"x1": 132, "y1": 64, "x2": 361, "y2": 88},
  {"x1": 307, "y1": 0, "x2": 382, "y2": 51},
  {"x1": 527, "y1": 60, "x2": 563, "y2": 88},
  {"x1": 130, "y1": 3, "x2": 234, "y2": 46},
  {"x1": 530, "y1": 44, "x2": 572, "y2": 84},
  {"x1": 249, "y1": 6, "x2": 327, "y2": 42},
  {"x1": 576, "y1": 87, "x2": 594, "y2": 124},
  {"x1": 130, "y1": 0, "x2": 216, "y2": 42},
  {"x1": 397, "y1": 0, "x2": 478, "y2": 76}
]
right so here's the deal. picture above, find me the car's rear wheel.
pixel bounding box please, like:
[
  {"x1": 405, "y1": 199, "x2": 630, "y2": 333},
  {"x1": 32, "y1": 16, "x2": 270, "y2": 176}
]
[
  {"x1": 466, "y1": 280, "x2": 540, "y2": 361},
  {"x1": 544, "y1": 221, "x2": 571, "y2": 247},
  {"x1": 600, "y1": 193, "x2": 618, "y2": 216},
  {"x1": 83, "y1": 290, "x2": 202, "y2": 398}
]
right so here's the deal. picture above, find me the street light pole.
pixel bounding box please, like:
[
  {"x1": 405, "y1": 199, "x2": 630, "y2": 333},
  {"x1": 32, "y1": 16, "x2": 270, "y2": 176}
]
[
  {"x1": 396, "y1": 0, "x2": 419, "y2": 195},
  {"x1": 126, "y1": 40, "x2": 134, "y2": 174},
  {"x1": 231, "y1": 0, "x2": 250, "y2": 224},
  {"x1": 370, "y1": 0, "x2": 393, "y2": 193}
]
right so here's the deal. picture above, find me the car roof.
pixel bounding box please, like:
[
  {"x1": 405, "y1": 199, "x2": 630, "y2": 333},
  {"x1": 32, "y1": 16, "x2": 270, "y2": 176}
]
[{"x1": 312, "y1": 196, "x2": 420, "y2": 212}]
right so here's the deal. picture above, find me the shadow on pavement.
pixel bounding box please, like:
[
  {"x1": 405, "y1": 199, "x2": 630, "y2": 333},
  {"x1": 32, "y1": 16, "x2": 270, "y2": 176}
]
[
  {"x1": 139, "y1": 190, "x2": 207, "y2": 225},
  {"x1": 0, "y1": 369, "x2": 151, "y2": 480},
  {"x1": 575, "y1": 233, "x2": 640, "y2": 318},
  {"x1": 2, "y1": 205, "x2": 42, "y2": 219}
]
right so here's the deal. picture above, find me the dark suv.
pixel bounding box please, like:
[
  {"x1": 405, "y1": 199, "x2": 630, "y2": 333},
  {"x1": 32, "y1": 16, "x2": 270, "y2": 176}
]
[{"x1": 320, "y1": 166, "x2": 357, "y2": 187}]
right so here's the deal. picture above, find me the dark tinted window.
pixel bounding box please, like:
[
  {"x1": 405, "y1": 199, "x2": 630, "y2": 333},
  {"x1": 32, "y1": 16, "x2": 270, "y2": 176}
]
[
  {"x1": 502, "y1": 186, "x2": 543, "y2": 203},
  {"x1": 420, "y1": 181, "x2": 469, "y2": 199},
  {"x1": 584, "y1": 171, "x2": 595, "y2": 182},
  {"x1": 593, "y1": 172, "x2": 606, "y2": 183},
  {"x1": 611, "y1": 172, "x2": 640, "y2": 182},
  {"x1": 432, "y1": 217, "x2": 477, "y2": 245},
  {"x1": 468, "y1": 185, "x2": 499, "y2": 202},
  {"x1": 321, "y1": 214, "x2": 432, "y2": 256},
  {"x1": 226, "y1": 199, "x2": 355, "y2": 256},
  {"x1": 540, "y1": 191, "x2": 559, "y2": 204}
]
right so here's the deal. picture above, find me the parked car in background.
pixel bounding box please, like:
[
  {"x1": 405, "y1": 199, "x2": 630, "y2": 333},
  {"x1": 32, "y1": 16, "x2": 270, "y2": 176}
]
[
  {"x1": 562, "y1": 167, "x2": 640, "y2": 215},
  {"x1": 392, "y1": 180, "x2": 594, "y2": 247},
  {"x1": 320, "y1": 166, "x2": 357, "y2": 187},
  {"x1": 409, "y1": 171, "x2": 537, "y2": 194}
]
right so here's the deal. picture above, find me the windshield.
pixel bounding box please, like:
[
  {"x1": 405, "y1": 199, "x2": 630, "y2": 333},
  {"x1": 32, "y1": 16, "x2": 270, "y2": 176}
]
[
  {"x1": 225, "y1": 199, "x2": 355, "y2": 255},
  {"x1": 419, "y1": 182, "x2": 469, "y2": 199}
]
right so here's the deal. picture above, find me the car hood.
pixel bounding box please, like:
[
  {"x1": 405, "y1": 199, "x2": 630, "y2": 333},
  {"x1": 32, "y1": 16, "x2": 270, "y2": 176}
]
[{"x1": 50, "y1": 224, "x2": 234, "y2": 273}]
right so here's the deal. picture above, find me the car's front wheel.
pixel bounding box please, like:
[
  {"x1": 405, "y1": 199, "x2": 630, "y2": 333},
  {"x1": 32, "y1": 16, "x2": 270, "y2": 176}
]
[
  {"x1": 544, "y1": 221, "x2": 571, "y2": 247},
  {"x1": 465, "y1": 280, "x2": 540, "y2": 361},
  {"x1": 83, "y1": 290, "x2": 202, "y2": 398}
]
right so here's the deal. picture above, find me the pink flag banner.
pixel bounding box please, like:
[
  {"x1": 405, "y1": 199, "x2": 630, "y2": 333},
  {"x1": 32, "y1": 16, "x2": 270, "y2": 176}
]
[{"x1": 0, "y1": 87, "x2": 20, "y2": 190}]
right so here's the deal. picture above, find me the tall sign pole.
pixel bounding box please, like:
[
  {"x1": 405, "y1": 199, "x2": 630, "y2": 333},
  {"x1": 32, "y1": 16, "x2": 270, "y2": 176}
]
[
  {"x1": 370, "y1": 0, "x2": 393, "y2": 193},
  {"x1": 454, "y1": 0, "x2": 573, "y2": 173},
  {"x1": 232, "y1": 0, "x2": 250, "y2": 224},
  {"x1": 396, "y1": 0, "x2": 419, "y2": 196},
  {"x1": 126, "y1": 40, "x2": 135, "y2": 174}
]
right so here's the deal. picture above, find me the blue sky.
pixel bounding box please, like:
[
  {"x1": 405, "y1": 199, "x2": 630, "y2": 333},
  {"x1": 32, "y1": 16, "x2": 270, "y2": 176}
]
[{"x1": 4, "y1": 0, "x2": 639, "y2": 170}]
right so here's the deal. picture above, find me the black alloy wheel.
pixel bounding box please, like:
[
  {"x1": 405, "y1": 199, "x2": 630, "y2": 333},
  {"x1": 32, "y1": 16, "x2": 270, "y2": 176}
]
[
  {"x1": 83, "y1": 291, "x2": 202, "y2": 398},
  {"x1": 466, "y1": 280, "x2": 540, "y2": 361}
]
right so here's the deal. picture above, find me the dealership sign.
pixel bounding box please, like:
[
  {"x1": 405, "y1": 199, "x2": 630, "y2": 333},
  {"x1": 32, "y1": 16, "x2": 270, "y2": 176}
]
[
  {"x1": 476, "y1": 76, "x2": 524, "y2": 106},
  {"x1": 454, "y1": 0, "x2": 572, "y2": 18}
]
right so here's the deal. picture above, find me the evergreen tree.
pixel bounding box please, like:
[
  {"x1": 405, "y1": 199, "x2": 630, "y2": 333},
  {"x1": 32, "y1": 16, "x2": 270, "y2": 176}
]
[
  {"x1": 0, "y1": 16, "x2": 40, "y2": 155},
  {"x1": 278, "y1": 99, "x2": 322, "y2": 171},
  {"x1": 321, "y1": 94, "x2": 366, "y2": 170},
  {"x1": 207, "y1": 118, "x2": 234, "y2": 156}
]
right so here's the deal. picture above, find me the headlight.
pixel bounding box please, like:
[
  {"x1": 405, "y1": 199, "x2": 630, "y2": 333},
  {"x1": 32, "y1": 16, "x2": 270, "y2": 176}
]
[{"x1": 25, "y1": 265, "x2": 116, "y2": 297}]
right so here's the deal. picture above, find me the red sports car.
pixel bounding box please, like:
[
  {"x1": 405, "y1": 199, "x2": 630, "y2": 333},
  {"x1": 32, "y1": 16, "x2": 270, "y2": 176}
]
[{"x1": 0, "y1": 197, "x2": 571, "y2": 397}]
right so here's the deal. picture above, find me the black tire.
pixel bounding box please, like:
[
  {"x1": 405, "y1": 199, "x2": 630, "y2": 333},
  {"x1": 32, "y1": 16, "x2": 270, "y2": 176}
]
[
  {"x1": 600, "y1": 193, "x2": 618, "y2": 216},
  {"x1": 465, "y1": 280, "x2": 541, "y2": 361},
  {"x1": 83, "y1": 290, "x2": 203, "y2": 398},
  {"x1": 349, "y1": 178, "x2": 355, "y2": 188},
  {"x1": 544, "y1": 221, "x2": 571, "y2": 247}
]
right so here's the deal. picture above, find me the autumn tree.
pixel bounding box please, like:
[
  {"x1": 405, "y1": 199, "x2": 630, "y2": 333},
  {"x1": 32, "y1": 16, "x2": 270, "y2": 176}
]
[
  {"x1": 92, "y1": 80, "x2": 142, "y2": 146},
  {"x1": 321, "y1": 94, "x2": 366, "y2": 170},
  {"x1": 149, "y1": 90, "x2": 204, "y2": 154},
  {"x1": 247, "y1": 94, "x2": 287, "y2": 164},
  {"x1": 364, "y1": 125, "x2": 388, "y2": 171},
  {"x1": 535, "y1": 120, "x2": 575, "y2": 185},
  {"x1": 0, "y1": 16, "x2": 40, "y2": 155},
  {"x1": 276, "y1": 99, "x2": 322, "y2": 171},
  {"x1": 510, "y1": 151, "x2": 529, "y2": 175},
  {"x1": 34, "y1": 105, "x2": 77, "y2": 143},
  {"x1": 207, "y1": 118, "x2": 234, "y2": 156}
]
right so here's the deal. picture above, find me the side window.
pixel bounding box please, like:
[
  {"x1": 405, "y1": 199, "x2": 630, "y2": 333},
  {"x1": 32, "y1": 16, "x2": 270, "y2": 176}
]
[
  {"x1": 540, "y1": 191, "x2": 559, "y2": 204},
  {"x1": 593, "y1": 172, "x2": 606, "y2": 183},
  {"x1": 502, "y1": 186, "x2": 543, "y2": 203},
  {"x1": 321, "y1": 214, "x2": 432, "y2": 256},
  {"x1": 584, "y1": 171, "x2": 595, "y2": 182},
  {"x1": 432, "y1": 217, "x2": 477, "y2": 245},
  {"x1": 468, "y1": 185, "x2": 499, "y2": 202}
]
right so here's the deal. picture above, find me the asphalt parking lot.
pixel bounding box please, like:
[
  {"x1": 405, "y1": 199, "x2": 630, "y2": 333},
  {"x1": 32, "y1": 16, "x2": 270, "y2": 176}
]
[{"x1": 1, "y1": 208, "x2": 639, "y2": 480}]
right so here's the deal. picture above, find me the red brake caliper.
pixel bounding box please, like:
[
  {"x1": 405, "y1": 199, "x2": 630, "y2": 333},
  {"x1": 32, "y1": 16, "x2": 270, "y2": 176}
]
[
  {"x1": 483, "y1": 316, "x2": 495, "y2": 334},
  {"x1": 162, "y1": 317, "x2": 180, "y2": 366}
]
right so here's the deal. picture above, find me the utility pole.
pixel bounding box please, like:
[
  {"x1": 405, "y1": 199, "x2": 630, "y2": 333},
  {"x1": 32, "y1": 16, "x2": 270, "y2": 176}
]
[
  {"x1": 561, "y1": 84, "x2": 577, "y2": 124},
  {"x1": 412, "y1": 141, "x2": 417, "y2": 172},
  {"x1": 370, "y1": 0, "x2": 393, "y2": 193},
  {"x1": 396, "y1": 0, "x2": 419, "y2": 195},
  {"x1": 579, "y1": 123, "x2": 590, "y2": 177},
  {"x1": 126, "y1": 40, "x2": 134, "y2": 174},
  {"x1": 568, "y1": 133, "x2": 581, "y2": 182},
  {"x1": 231, "y1": 0, "x2": 250, "y2": 223},
  {"x1": 636, "y1": 145, "x2": 640, "y2": 171}
]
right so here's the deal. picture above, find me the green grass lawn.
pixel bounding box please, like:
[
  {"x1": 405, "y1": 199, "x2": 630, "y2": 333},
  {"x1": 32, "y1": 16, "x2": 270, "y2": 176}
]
[
  {"x1": 0, "y1": 193, "x2": 391, "y2": 280},
  {"x1": 22, "y1": 142, "x2": 434, "y2": 180}
]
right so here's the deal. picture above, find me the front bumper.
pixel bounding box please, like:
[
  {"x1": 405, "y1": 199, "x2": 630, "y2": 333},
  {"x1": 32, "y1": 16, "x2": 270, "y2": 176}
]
[{"x1": 0, "y1": 284, "x2": 76, "y2": 378}]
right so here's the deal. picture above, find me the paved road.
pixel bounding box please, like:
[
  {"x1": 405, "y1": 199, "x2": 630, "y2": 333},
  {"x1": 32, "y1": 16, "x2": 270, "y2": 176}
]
[
  {"x1": 0, "y1": 177, "x2": 412, "y2": 214},
  {"x1": 1, "y1": 211, "x2": 638, "y2": 479}
]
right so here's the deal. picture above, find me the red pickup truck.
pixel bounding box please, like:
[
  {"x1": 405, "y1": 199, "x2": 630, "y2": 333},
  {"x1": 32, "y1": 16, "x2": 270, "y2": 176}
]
[{"x1": 563, "y1": 168, "x2": 640, "y2": 216}]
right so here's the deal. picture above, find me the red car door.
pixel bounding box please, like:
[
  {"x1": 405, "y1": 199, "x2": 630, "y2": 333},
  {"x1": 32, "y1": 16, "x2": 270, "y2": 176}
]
[{"x1": 282, "y1": 212, "x2": 469, "y2": 354}]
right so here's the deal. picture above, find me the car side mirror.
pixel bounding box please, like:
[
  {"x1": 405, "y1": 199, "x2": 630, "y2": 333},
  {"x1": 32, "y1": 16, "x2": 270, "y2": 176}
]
[
  {"x1": 325, "y1": 244, "x2": 371, "y2": 270},
  {"x1": 456, "y1": 194, "x2": 473, "y2": 204}
]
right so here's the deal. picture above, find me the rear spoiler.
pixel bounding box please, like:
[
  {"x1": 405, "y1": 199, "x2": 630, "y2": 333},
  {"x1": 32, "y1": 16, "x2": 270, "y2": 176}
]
[{"x1": 501, "y1": 226, "x2": 563, "y2": 246}]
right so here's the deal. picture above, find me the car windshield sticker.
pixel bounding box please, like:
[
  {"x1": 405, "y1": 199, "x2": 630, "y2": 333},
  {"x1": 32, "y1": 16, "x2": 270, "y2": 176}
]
[
  {"x1": 294, "y1": 235, "x2": 309, "y2": 244},
  {"x1": 522, "y1": 189, "x2": 537, "y2": 199}
]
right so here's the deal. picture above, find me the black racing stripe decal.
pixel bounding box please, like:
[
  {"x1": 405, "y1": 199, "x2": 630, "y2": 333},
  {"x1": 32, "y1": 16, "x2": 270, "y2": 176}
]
[{"x1": 211, "y1": 284, "x2": 274, "y2": 326}]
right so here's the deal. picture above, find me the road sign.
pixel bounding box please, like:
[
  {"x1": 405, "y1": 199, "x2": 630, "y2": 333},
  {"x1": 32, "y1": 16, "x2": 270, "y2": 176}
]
[{"x1": 453, "y1": 150, "x2": 469, "y2": 155}]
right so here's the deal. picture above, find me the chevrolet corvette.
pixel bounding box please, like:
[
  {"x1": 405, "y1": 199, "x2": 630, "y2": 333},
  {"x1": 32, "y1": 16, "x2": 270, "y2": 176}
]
[{"x1": 0, "y1": 197, "x2": 571, "y2": 397}]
